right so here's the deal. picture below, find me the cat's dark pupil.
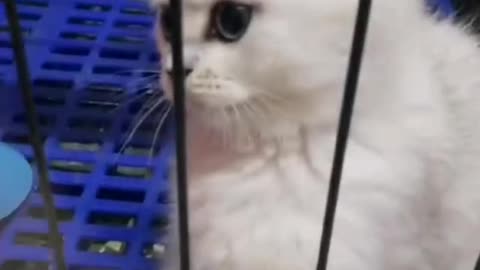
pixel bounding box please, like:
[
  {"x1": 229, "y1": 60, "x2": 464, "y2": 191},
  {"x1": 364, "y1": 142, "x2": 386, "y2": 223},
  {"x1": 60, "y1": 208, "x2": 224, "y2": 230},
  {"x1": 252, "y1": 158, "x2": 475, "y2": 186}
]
[
  {"x1": 219, "y1": 4, "x2": 245, "y2": 36},
  {"x1": 212, "y1": 1, "x2": 253, "y2": 42}
]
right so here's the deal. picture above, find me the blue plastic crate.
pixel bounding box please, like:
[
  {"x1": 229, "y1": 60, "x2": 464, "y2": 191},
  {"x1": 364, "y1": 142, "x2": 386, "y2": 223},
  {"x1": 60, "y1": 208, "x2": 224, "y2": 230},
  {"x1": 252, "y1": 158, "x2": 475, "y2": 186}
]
[{"x1": 0, "y1": 0, "x2": 173, "y2": 269}]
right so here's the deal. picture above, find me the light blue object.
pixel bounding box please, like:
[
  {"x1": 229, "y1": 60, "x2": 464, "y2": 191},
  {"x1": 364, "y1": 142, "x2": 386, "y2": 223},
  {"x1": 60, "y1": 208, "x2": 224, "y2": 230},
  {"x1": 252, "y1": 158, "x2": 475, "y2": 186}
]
[{"x1": 0, "y1": 143, "x2": 32, "y2": 220}]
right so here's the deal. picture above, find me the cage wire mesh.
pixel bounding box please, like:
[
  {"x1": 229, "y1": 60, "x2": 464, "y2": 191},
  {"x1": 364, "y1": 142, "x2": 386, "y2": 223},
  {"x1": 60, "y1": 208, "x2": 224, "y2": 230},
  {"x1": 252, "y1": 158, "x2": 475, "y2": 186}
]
[{"x1": 0, "y1": 0, "x2": 464, "y2": 270}]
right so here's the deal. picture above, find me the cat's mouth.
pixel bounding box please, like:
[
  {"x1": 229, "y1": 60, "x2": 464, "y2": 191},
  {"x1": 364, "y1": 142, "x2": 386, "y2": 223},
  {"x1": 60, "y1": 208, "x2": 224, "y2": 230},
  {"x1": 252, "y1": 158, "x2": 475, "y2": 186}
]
[
  {"x1": 161, "y1": 71, "x2": 270, "y2": 142},
  {"x1": 162, "y1": 69, "x2": 249, "y2": 109}
]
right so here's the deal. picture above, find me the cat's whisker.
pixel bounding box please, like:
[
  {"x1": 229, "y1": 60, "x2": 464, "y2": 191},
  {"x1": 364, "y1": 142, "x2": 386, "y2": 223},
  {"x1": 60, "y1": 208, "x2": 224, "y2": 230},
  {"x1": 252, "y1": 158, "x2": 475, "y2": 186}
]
[
  {"x1": 81, "y1": 80, "x2": 159, "y2": 111},
  {"x1": 104, "y1": 69, "x2": 160, "y2": 98},
  {"x1": 116, "y1": 97, "x2": 168, "y2": 161},
  {"x1": 242, "y1": 103, "x2": 255, "y2": 131},
  {"x1": 148, "y1": 104, "x2": 172, "y2": 165},
  {"x1": 232, "y1": 104, "x2": 242, "y2": 139},
  {"x1": 224, "y1": 106, "x2": 238, "y2": 143},
  {"x1": 220, "y1": 107, "x2": 232, "y2": 146},
  {"x1": 248, "y1": 98, "x2": 287, "y2": 143},
  {"x1": 127, "y1": 69, "x2": 162, "y2": 74},
  {"x1": 245, "y1": 100, "x2": 263, "y2": 123},
  {"x1": 111, "y1": 68, "x2": 161, "y2": 77},
  {"x1": 126, "y1": 75, "x2": 161, "y2": 90},
  {"x1": 257, "y1": 90, "x2": 290, "y2": 104},
  {"x1": 237, "y1": 102, "x2": 259, "y2": 146},
  {"x1": 107, "y1": 89, "x2": 162, "y2": 116},
  {"x1": 220, "y1": 107, "x2": 230, "y2": 146},
  {"x1": 131, "y1": 92, "x2": 163, "y2": 118},
  {"x1": 94, "y1": 79, "x2": 162, "y2": 120},
  {"x1": 249, "y1": 99, "x2": 268, "y2": 125},
  {"x1": 233, "y1": 104, "x2": 246, "y2": 143},
  {"x1": 255, "y1": 95, "x2": 289, "y2": 121}
]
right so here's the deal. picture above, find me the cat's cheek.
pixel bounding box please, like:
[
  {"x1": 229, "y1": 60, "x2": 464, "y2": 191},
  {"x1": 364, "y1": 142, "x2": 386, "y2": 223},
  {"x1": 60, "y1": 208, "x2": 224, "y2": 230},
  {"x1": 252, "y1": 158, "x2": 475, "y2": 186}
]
[
  {"x1": 161, "y1": 73, "x2": 173, "y2": 101},
  {"x1": 161, "y1": 75, "x2": 195, "y2": 117}
]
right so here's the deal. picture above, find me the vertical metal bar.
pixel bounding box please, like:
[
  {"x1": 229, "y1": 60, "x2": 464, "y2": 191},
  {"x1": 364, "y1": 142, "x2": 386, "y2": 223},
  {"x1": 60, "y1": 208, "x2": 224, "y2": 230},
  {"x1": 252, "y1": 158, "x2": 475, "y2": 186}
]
[
  {"x1": 316, "y1": 1, "x2": 371, "y2": 270},
  {"x1": 4, "y1": 1, "x2": 67, "y2": 270},
  {"x1": 169, "y1": 0, "x2": 191, "y2": 269}
]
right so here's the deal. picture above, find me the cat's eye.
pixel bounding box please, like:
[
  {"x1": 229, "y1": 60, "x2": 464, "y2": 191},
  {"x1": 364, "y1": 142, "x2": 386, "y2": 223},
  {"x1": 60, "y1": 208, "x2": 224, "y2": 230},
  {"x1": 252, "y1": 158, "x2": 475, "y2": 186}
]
[
  {"x1": 208, "y1": 1, "x2": 253, "y2": 43},
  {"x1": 159, "y1": 5, "x2": 173, "y2": 41}
]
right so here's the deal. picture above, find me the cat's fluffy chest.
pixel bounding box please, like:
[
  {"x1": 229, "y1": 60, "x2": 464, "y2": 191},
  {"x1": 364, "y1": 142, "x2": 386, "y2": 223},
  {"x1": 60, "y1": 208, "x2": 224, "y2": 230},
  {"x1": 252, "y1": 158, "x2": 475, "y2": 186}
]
[
  {"x1": 186, "y1": 134, "x2": 332, "y2": 269},
  {"x1": 185, "y1": 126, "x2": 437, "y2": 269}
]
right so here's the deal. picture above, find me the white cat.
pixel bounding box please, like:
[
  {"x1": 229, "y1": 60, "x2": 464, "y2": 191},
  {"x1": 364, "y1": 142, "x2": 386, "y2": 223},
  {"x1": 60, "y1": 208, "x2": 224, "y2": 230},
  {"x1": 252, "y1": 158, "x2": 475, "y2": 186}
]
[{"x1": 151, "y1": 0, "x2": 480, "y2": 269}]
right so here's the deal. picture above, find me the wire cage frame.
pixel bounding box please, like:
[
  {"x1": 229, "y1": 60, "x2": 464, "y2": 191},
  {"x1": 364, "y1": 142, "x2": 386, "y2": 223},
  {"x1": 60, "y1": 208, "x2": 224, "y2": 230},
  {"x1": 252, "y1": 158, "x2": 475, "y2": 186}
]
[{"x1": 0, "y1": 0, "x2": 468, "y2": 270}]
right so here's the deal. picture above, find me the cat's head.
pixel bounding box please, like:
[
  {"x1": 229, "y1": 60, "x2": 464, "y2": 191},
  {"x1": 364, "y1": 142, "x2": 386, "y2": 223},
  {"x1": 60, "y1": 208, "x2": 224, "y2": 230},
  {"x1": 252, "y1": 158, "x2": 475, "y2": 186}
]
[{"x1": 153, "y1": 0, "x2": 366, "y2": 141}]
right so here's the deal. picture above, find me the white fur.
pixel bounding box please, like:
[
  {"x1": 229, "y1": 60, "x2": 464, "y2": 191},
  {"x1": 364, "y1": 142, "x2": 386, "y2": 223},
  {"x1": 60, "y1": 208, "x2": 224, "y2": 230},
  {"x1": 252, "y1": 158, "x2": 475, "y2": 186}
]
[{"x1": 153, "y1": 0, "x2": 480, "y2": 269}]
